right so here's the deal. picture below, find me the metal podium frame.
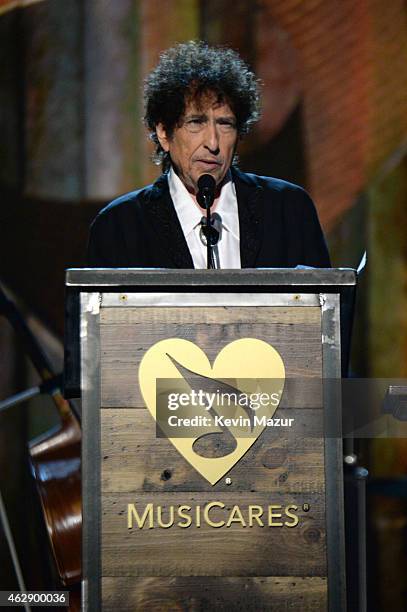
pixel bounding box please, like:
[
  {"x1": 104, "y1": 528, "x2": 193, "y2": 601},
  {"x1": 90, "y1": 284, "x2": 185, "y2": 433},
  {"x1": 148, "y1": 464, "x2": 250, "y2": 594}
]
[{"x1": 65, "y1": 268, "x2": 357, "y2": 612}]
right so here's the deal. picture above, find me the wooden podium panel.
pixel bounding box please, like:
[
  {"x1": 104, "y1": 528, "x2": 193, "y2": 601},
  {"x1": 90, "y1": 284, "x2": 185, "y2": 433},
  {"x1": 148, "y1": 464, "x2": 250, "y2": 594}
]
[{"x1": 72, "y1": 270, "x2": 351, "y2": 611}]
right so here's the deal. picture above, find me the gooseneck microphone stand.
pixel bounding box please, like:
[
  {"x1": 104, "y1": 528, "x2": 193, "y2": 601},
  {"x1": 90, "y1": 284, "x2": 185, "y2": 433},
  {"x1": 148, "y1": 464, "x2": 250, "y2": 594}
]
[{"x1": 197, "y1": 174, "x2": 216, "y2": 269}]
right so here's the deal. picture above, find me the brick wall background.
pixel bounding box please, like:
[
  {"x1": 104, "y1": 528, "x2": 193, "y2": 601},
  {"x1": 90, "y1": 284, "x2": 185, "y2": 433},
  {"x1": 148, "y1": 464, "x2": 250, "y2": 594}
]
[{"x1": 267, "y1": 0, "x2": 407, "y2": 228}]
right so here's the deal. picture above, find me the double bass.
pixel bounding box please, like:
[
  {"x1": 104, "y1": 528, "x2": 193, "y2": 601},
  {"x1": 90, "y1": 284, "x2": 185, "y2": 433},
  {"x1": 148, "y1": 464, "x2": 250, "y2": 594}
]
[{"x1": 0, "y1": 287, "x2": 82, "y2": 610}]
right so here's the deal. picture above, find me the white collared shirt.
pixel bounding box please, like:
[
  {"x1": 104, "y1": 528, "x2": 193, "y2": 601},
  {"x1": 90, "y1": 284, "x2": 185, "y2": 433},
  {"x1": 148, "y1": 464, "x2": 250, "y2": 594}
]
[{"x1": 168, "y1": 167, "x2": 241, "y2": 269}]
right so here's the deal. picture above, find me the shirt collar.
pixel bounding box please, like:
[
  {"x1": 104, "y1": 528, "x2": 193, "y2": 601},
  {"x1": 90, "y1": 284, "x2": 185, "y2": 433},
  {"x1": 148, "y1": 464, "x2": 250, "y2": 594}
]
[
  {"x1": 215, "y1": 172, "x2": 239, "y2": 240},
  {"x1": 168, "y1": 167, "x2": 239, "y2": 240},
  {"x1": 168, "y1": 167, "x2": 202, "y2": 237}
]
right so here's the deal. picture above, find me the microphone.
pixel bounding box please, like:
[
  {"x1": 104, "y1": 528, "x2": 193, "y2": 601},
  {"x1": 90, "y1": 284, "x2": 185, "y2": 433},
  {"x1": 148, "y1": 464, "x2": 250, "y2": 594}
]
[
  {"x1": 196, "y1": 174, "x2": 217, "y2": 269},
  {"x1": 197, "y1": 174, "x2": 216, "y2": 210}
]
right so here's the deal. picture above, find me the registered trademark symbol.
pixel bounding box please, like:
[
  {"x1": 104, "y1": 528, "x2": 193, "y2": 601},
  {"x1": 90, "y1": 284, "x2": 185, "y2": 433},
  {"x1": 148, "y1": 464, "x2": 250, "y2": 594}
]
[
  {"x1": 225, "y1": 477, "x2": 232, "y2": 485},
  {"x1": 303, "y1": 503, "x2": 310, "y2": 512}
]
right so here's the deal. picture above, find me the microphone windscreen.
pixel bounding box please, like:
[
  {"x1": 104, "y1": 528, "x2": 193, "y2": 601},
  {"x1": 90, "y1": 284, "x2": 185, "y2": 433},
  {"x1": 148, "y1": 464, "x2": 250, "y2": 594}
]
[{"x1": 197, "y1": 174, "x2": 216, "y2": 193}]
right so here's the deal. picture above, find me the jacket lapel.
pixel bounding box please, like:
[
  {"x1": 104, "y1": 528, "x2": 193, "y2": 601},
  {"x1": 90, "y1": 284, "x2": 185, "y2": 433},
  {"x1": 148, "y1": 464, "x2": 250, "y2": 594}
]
[
  {"x1": 146, "y1": 173, "x2": 194, "y2": 268},
  {"x1": 144, "y1": 169, "x2": 263, "y2": 269},
  {"x1": 232, "y1": 167, "x2": 264, "y2": 268}
]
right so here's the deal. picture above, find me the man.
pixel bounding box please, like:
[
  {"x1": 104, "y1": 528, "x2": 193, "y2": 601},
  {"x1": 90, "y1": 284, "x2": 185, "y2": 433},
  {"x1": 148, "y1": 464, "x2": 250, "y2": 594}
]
[{"x1": 87, "y1": 41, "x2": 330, "y2": 268}]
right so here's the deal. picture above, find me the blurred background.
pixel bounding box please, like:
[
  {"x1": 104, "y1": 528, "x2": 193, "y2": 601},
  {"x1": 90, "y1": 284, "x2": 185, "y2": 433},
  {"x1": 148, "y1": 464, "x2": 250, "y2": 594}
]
[{"x1": 0, "y1": 0, "x2": 406, "y2": 610}]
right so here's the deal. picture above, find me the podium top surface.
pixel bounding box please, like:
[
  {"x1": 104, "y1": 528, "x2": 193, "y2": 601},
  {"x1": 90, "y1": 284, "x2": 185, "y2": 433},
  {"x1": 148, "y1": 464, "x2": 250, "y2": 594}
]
[{"x1": 65, "y1": 267, "x2": 356, "y2": 288}]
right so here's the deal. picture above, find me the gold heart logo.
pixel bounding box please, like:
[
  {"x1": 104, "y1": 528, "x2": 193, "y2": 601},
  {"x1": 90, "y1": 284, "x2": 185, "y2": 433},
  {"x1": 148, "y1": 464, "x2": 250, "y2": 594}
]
[{"x1": 139, "y1": 338, "x2": 285, "y2": 485}]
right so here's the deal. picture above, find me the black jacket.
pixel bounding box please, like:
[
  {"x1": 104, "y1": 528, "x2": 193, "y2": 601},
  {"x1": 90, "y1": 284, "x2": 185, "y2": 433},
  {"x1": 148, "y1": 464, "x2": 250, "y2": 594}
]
[{"x1": 87, "y1": 167, "x2": 330, "y2": 268}]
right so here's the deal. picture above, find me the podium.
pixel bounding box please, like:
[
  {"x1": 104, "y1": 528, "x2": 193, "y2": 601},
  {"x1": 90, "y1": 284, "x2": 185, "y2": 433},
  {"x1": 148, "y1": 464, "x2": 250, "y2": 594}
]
[{"x1": 65, "y1": 268, "x2": 356, "y2": 611}]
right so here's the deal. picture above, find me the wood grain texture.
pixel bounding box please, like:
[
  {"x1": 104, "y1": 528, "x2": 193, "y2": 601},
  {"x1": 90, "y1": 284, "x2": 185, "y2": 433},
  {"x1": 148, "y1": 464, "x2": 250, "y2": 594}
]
[
  {"x1": 102, "y1": 576, "x2": 327, "y2": 611},
  {"x1": 100, "y1": 306, "x2": 322, "y2": 407},
  {"x1": 102, "y1": 492, "x2": 326, "y2": 577},
  {"x1": 100, "y1": 306, "x2": 321, "y2": 326},
  {"x1": 101, "y1": 409, "x2": 325, "y2": 494},
  {"x1": 97, "y1": 303, "x2": 328, "y2": 610}
]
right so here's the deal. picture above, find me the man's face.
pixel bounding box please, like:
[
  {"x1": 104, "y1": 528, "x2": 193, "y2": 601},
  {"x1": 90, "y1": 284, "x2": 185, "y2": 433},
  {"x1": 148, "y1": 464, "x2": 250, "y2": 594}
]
[{"x1": 156, "y1": 93, "x2": 238, "y2": 193}]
